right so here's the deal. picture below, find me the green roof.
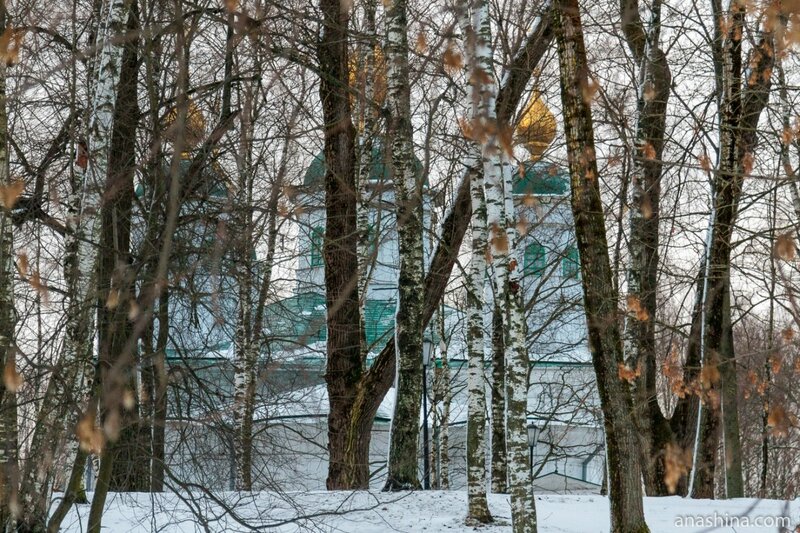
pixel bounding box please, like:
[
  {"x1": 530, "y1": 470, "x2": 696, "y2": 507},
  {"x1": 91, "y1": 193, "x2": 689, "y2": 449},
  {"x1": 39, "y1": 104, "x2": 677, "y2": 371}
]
[
  {"x1": 265, "y1": 293, "x2": 459, "y2": 355},
  {"x1": 512, "y1": 161, "x2": 569, "y2": 196},
  {"x1": 303, "y1": 142, "x2": 425, "y2": 187}
]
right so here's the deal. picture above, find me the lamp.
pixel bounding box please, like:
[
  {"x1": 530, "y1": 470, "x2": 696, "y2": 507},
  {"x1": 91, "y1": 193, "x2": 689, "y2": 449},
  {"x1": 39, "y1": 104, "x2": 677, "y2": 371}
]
[
  {"x1": 527, "y1": 422, "x2": 540, "y2": 485},
  {"x1": 422, "y1": 337, "x2": 434, "y2": 367},
  {"x1": 527, "y1": 422, "x2": 540, "y2": 449}
]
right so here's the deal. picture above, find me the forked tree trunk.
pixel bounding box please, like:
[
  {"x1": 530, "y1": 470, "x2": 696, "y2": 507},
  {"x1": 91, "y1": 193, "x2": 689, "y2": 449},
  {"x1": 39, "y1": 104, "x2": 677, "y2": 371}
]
[
  {"x1": 320, "y1": 8, "x2": 553, "y2": 487},
  {"x1": 553, "y1": 1, "x2": 649, "y2": 531},
  {"x1": 85, "y1": 0, "x2": 136, "y2": 528},
  {"x1": 690, "y1": 2, "x2": 773, "y2": 499},
  {"x1": 466, "y1": 0, "x2": 535, "y2": 528},
  {"x1": 19, "y1": 1, "x2": 131, "y2": 531}
]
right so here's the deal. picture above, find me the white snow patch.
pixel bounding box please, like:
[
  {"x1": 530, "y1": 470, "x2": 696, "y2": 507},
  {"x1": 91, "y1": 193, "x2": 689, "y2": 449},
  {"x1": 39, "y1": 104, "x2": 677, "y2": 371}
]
[{"x1": 54, "y1": 491, "x2": 800, "y2": 532}]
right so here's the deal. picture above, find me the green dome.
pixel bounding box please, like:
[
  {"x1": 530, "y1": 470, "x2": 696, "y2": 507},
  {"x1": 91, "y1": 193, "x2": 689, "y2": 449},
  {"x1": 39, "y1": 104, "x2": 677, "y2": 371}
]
[
  {"x1": 512, "y1": 161, "x2": 569, "y2": 196},
  {"x1": 303, "y1": 143, "x2": 425, "y2": 187}
]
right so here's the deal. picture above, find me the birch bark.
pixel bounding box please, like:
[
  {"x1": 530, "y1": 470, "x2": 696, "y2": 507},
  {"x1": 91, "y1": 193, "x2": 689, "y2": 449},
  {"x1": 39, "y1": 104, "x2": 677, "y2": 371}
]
[
  {"x1": 19, "y1": 1, "x2": 131, "y2": 530},
  {"x1": 468, "y1": 1, "x2": 536, "y2": 530},
  {"x1": 384, "y1": 0, "x2": 425, "y2": 489},
  {"x1": 232, "y1": 77, "x2": 257, "y2": 491},
  {"x1": 465, "y1": 156, "x2": 492, "y2": 522},
  {"x1": 458, "y1": 18, "x2": 491, "y2": 504}
]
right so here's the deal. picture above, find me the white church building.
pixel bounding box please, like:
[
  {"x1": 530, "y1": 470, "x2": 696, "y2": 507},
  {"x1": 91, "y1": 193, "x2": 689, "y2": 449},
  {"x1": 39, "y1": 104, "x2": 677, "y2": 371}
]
[{"x1": 158, "y1": 95, "x2": 604, "y2": 494}]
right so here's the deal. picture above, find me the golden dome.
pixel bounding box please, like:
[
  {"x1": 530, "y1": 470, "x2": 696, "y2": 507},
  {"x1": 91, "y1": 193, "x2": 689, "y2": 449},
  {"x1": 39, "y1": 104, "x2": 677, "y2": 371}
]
[
  {"x1": 164, "y1": 99, "x2": 206, "y2": 149},
  {"x1": 515, "y1": 91, "x2": 556, "y2": 161},
  {"x1": 349, "y1": 47, "x2": 387, "y2": 128}
]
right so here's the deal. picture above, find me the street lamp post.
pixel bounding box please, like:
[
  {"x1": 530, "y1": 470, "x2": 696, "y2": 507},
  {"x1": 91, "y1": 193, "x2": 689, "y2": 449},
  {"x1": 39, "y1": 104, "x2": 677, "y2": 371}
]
[
  {"x1": 422, "y1": 337, "x2": 433, "y2": 490},
  {"x1": 527, "y1": 422, "x2": 540, "y2": 485}
]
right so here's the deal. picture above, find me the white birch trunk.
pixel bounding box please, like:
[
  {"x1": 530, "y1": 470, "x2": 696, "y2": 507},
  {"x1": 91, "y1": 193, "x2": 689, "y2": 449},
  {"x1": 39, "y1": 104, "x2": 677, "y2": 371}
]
[
  {"x1": 19, "y1": 0, "x2": 129, "y2": 528},
  {"x1": 470, "y1": 2, "x2": 535, "y2": 530},
  {"x1": 232, "y1": 81, "x2": 257, "y2": 491},
  {"x1": 384, "y1": 0, "x2": 426, "y2": 490},
  {"x1": 438, "y1": 317, "x2": 450, "y2": 490},
  {"x1": 465, "y1": 151, "x2": 492, "y2": 523},
  {"x1": 356, "y1": 0, "x2": 378, "y2": 320}
]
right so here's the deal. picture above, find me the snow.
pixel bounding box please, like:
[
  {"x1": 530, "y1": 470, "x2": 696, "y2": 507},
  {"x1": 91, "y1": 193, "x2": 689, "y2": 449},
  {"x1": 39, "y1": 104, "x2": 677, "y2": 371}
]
[{"x1": 56, "y1": 491, "x2": 800, "y2": 532}]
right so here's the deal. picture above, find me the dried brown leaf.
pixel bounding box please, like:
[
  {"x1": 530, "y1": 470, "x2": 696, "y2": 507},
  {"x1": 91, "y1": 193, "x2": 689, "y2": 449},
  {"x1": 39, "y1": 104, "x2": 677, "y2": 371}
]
[
  {"x1": 742, "y1": 151, "x2": 754, "y2": 175},
  {"x1": 775, "y1": 233, "x2": 796, "y2": 261},
  {"x1": 642, "y1": 142, "x2": 656, "y2": 160},
  {"x1": 0, "y1": 180, "x2": 24, "y2": 209},
  {"x1": 76, "y1": 412, "x2": 104, "y2": 454},
  {"x1": 415, "y1": 32, "x2": 427, "y2": 54},
  {"x1": 3, "y1": 358, "x2": 21, "y2": 393},
  {"x1": 106, "y1": 289, "x2": 120, "y2": 309},
  {"x1": 15, "y1": 253, "x2": 28, "y2": 279},
  {"x1": 664, "y1": 443, "x2": 692, "y2": 494},
  {"x1": 617, "y1": 362, "x2": 641, "y2": 384},
  {"x1": 698, "y1": 153, "x2": 712, "y2": 172},
  {"x1": 443, "y1": 45, "x2": 463, "y2": 74},
  {"x1": 767, "y1": 405, "x2": 792, "y2": 437},
  {"x1": 700, "y1": 364, "x2": 721, "y2": 390},
  {"x1": 626, "y1": 295, "x2": 650, "y2": 321}
]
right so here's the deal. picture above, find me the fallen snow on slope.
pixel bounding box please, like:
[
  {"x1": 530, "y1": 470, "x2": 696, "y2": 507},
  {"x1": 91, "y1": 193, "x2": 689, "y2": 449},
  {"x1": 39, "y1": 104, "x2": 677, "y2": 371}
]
[{"x1": 56, "y1": 490, "x2": 800, "y2": 532}]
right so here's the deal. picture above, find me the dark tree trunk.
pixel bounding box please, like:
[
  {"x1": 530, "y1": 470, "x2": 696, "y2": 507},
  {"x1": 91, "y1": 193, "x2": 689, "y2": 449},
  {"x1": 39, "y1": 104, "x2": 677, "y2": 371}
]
[
  {"x1": 553, "y1": 1, "x2": 649, "y2": 531},
  {"x1": 619, "y1": 0, "x2": 673, "y2": 496},
  {"x1": 99, "y1": 0, "x2": 143, "y2": 491},
  {"x1": 316, "y1": 0, "x2": 365, "y2": 490},
  {"x1": 690, "y1": 3, "x2": 773, "y2": 498},
  {"x1": 490, "y1": 302, "x2": 507, "y2": 493}
]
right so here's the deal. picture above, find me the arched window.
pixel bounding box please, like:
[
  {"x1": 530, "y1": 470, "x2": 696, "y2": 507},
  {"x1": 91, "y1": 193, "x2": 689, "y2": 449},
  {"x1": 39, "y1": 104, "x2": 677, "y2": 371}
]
[
  {"x1": 524, "y1": 241, "x2": 546, "y2": 277},
  {"x1": 562, "y1": 246, "x2": 580, "y2": 278},
  {"x1": 310, "y1": 226, "x2": 324, "y2": 267}
]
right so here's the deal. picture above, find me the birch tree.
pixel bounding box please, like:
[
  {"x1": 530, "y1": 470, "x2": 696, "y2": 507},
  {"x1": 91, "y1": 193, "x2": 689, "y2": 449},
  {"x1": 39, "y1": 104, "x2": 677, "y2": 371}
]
[
  {"x1": 459, "y1": 6, "x2": 491, "y2": 518},
  {"x1": 384, "y1": 0, "x2": 426, "y2": 490},
  {"x1": 17, "y1": 1, "x2": 132, "y2": 530},
  {"x1": 464, "y1": 155, "x2": 491, "y2": 522},
  {"x1": 464, "y1": 0, "x2": 537, "y2": 530}
]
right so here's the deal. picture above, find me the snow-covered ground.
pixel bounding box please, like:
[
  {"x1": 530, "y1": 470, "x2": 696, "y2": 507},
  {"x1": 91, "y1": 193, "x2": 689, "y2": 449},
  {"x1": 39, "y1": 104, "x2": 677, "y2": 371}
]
[{"x1": 57, "y1": 490, "x2": 800, "y2": 532}]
